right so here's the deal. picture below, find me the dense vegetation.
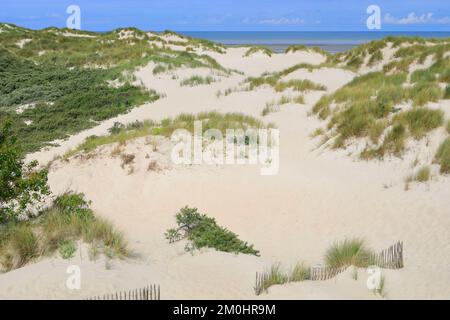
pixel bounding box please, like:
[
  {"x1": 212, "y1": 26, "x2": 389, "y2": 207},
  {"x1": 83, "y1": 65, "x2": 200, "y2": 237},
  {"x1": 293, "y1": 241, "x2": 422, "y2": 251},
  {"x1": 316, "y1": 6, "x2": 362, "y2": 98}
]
[
  {"x1": 0, "y1": 121, "x2": 127, "y2": 271},
  {"x1": 0, "y1": 48, "x2": 157, "y2": 152},
  {"x1": 165, "y1": 206, "x2": 259, "y2": 255},
  {"x1": 0, "y1": 23, "x2": 229, "y2": 153},
  {"x1": 0, "y1": 121, "x2": 49, "y2": 222},
  {"x1": 0, "y1": 192, "x2": 128, "y2": 271}
]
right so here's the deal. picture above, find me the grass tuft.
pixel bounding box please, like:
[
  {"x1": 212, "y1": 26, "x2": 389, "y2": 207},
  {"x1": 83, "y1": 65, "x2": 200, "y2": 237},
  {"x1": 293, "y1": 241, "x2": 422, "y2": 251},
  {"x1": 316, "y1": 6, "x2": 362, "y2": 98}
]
[
  {"x1": 325, "y1": 238, "x2": 375, "y2": 269},
  {"x1": 435, "y1": 138, "x2": 450, "y2": 174}
]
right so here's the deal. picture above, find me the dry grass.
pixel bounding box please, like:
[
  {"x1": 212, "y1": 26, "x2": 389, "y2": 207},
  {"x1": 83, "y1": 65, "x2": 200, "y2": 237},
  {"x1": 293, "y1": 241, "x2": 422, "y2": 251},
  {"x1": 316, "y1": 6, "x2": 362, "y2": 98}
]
[{"x1": 0, "y1": 193, "x2": 129, "y2": 272}]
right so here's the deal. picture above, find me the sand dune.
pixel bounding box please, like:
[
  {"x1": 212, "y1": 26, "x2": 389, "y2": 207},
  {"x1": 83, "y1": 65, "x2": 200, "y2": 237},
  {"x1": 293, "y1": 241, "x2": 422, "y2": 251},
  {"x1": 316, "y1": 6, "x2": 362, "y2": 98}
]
[{"x1": 4, "y1": 42, "x2": 450, "y2": 300}]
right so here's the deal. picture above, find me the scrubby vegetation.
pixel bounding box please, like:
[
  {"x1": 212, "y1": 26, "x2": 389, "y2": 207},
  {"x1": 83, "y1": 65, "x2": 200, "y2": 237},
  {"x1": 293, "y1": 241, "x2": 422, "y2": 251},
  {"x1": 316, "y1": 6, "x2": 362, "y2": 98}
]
[
  {"x1": 261, "y1": 95, "x2": 305, "y2": 116},
  {"x1": 65, "y1": 112, "x2": 274, "y2": 157},
  {"x1": 0, "y1": 121, "x2": 49, "y2": 222},
  {"x1": 244, "y1": 46, "x2": 273, "y2": 57},
  {"x1": 312, "y1": 64, "x2": 447, "y2": 161},
  {"x1": 0, "y1": 192, "x2": 128, "y2": 271},
  {"x1": 0, "y1": 24, "x2": 230, "y2": 152},
  {"x1": 180, "y1": 75, "x2": 215, "y2": 86},
  {"x1": 165, "y1": 206, "x2": 259, "y2": 255},
  {"x1": 0, "y1": 122, "x2": 128, "y2": 271}
]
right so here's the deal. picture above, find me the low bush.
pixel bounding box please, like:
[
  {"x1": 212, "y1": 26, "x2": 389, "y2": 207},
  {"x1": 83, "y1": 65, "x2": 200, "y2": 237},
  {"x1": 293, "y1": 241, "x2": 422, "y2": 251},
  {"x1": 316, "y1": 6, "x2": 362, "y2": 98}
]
[{"x1": 165, "y1": 206, "x2": 259, "y2": 256}]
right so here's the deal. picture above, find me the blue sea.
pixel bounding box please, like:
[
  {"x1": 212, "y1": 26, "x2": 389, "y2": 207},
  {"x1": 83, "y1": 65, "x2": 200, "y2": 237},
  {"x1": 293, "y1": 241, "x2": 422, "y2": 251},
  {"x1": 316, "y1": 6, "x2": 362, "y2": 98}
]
[{"x1": 178, "y1": 31, "x2": 450, "y2": 54}]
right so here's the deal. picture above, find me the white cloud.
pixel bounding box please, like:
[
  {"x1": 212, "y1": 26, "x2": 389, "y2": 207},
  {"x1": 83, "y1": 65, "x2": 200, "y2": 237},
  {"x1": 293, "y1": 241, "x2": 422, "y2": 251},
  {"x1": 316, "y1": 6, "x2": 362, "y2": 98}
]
[{"x1": 384, "y1": 12, "x2": 450, "y2": 25}]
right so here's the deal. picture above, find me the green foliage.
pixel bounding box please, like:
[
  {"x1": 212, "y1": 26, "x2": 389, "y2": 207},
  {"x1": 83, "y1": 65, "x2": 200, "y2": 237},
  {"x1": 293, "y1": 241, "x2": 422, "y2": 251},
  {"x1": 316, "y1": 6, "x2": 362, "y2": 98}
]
[
  {"x1": 325, "y1": 238, "x2": 375, "y2": 269},
  {"x1": 0, "y1": 192, "x2": 129, "y2": 271},
  {"x1": 0, "y1": 120, "x2": 49, "y2": 222},
  {"x1": 165, "y1": 206, "x2": 259, "y2": 256},
  {"x1": 58, "y1": 240, "x2": 76, "y2": 259},
  {"x1": 0, "y1": 48, "x2": 158, "y2": 152},
  {"x1": 435, "y1": 138, "x2": 450, "y2": 174}
]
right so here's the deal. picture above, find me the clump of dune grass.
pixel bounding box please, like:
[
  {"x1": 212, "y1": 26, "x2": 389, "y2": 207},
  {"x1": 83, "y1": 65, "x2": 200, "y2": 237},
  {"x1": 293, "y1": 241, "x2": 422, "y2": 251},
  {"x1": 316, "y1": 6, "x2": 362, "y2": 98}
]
[
  {"x1": 415, "y1": 166, "x2": 431, "y2": 182},
  {"x1": 409, "y1": 82, "x2": 443, "y2": 107},
  {"x1": 244, "y1": 46, "x2": 272, "y2": 57},
  {"x1": 290, "y1": 263, "x2": 310, "y2": 282},
  {"x1": 180, "y1": 75, "x2": 214, "y2": 86},
  {"x1": 261, "y1": 264, "x2": 289, "y2": 291},
  {"x1": 405, "y1": 166, "x2": 431, "y2": 189},
  {"x1": 435, "y1": 138, "x2": 450, "y2": 174},
  {"x1": 285, "y1": 45, "x2": 308, "y2": 53},
  {"x1": 274, "y1": 79, "x2": 327, "y2": 92},
  {"x1": 445, "y1": 86, "x2": 450, "y2": 99},
  {"x1": 368, "y1": 50, "x2": 383, "y2": 66},
  {"x1": 446, "y1": 120, "x2": 450, "y2": 134},
  {"x1": 258, "y1": 262, "x2": 311, "y2": 293},
  {"x1": 0, "y1": 224, "x2": 39, "y2": 270},
  {"x1": 325, "y1": 238, "x2": 375, "y2": 269},
  {"x1": 0, "y1": 193, "x2": 129, "y2": 272},
  {"x1": 65, "y1": 112, "x2": 274, "y2": 157},
  {"x1": 394, "y1": 108, "x2": 444, "y2": 139}
]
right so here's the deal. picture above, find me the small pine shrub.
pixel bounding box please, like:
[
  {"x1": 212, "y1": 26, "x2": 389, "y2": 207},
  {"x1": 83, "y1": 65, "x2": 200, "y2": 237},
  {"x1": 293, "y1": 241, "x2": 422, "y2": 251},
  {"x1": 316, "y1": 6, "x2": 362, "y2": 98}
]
[{"x1": 165, "y1": 206, "x2": 259, "y2": 256}]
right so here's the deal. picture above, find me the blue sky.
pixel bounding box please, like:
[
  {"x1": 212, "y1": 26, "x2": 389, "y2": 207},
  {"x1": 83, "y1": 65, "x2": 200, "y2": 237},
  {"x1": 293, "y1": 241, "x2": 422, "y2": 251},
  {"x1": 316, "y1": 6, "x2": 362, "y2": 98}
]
[{"x1": 1, "y1": 0, "x2": 450, "y2": 31}]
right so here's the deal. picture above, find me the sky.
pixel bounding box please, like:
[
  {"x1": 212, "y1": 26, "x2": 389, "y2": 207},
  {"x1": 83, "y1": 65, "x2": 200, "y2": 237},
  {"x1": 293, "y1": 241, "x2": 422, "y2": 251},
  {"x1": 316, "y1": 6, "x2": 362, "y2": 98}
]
[{"x1": 1, "y1": 0, "x2": 450, "y2": 32}]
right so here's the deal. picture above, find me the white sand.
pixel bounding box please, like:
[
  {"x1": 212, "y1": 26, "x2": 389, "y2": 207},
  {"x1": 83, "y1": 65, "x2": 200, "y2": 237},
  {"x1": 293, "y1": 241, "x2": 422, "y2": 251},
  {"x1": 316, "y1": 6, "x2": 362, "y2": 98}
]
[{"x1": 3, "y1": 45, "x2": 450, "y2": 300}]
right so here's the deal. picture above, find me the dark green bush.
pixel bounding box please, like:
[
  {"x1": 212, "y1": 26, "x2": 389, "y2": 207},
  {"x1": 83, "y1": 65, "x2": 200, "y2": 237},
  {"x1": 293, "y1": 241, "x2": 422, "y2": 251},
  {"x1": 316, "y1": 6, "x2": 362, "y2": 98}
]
[{"x1": 165, "y1": 206, "x2": 259, "y2": 256}]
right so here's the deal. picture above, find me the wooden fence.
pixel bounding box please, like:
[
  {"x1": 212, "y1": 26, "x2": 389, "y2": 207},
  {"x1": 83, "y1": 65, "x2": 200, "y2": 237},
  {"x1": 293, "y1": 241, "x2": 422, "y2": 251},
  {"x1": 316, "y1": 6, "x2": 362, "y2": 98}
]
[
  {"x1": 88, "y1": 284, "x2": 160, "y2": 300},
  {"x1": 255, "y1": 241, "x2": 404, "y2": 295}
]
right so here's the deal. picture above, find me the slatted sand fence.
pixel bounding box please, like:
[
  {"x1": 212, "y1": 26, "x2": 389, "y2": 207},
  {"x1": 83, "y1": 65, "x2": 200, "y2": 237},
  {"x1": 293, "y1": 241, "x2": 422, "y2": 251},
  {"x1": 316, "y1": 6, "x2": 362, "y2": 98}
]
[
  {"x1": 88, "y1": 284, "x2": 160, "y2": 300},
  {"x1": 255, "y1": 241, "x2": 404, "y2": 295},
  {"x1": 370, "y1": 241, "x2": 403, "y2": 269}
]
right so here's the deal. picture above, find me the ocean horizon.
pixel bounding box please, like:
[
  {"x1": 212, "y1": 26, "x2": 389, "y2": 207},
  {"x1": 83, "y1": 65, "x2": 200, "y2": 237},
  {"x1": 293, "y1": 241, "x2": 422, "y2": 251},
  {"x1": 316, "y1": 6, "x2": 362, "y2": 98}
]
[{"x1": 177, "y1": 31, "x2": 450, "y2": 53}]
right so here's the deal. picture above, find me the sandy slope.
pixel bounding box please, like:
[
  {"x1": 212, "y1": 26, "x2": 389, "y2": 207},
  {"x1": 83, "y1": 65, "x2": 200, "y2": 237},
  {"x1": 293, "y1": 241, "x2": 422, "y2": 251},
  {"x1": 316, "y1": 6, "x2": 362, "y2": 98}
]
[{"x1": 3, "y1": 46, "x2": 450, "y2": 300}]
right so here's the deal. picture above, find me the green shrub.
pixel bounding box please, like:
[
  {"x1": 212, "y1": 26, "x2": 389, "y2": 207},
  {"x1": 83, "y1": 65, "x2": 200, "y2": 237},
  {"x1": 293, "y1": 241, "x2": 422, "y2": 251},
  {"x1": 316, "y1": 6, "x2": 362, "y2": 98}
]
[
  {"x1": 165, "y1": 206, "x2": 259, "y2": 256},
  {"x1": 325, "y1": 238, "x2": 375, "y2": 269},
  {"x1": 58, "y1": 240, "x2": 76, "y2": 259},
  {"x1": 435, "y1": 138, "x2": 450, "y2": 174},
  {"x1": 0, "y1": 120, "x2": 49, "y2": 222}
]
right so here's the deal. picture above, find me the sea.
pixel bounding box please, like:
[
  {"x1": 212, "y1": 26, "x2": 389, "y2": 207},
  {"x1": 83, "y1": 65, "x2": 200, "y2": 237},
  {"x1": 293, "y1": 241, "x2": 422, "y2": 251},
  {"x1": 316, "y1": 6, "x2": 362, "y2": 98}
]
[{"x1": 178, "y1": 31, "x2": 450, "y2": 54}]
